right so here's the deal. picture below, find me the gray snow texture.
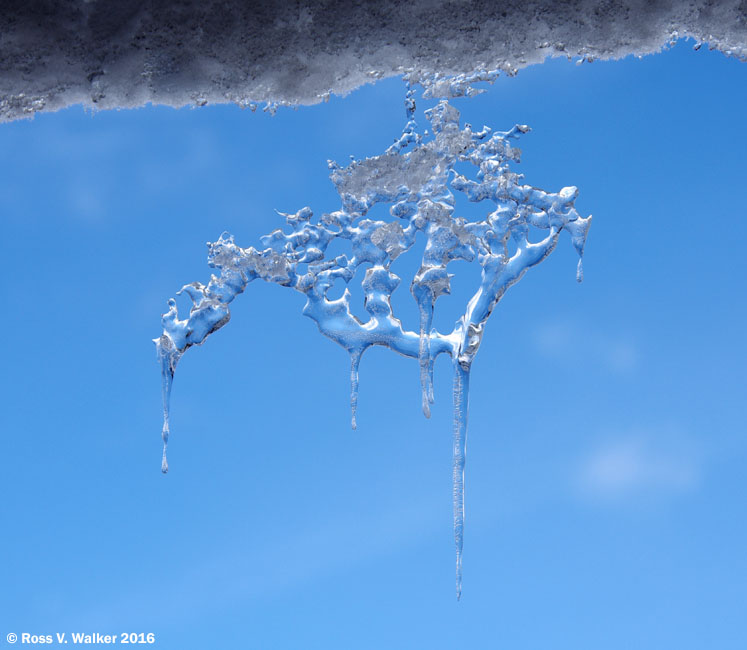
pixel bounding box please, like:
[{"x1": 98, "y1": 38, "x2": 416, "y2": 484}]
[{"x1": 1, "y1": 0, "x2": 746, "y2": 121}]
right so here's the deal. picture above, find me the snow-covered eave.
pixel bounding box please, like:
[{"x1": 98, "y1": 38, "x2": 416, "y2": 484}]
[{"x1": 1, "y1": 0, "x2": 745, "y2": 122}]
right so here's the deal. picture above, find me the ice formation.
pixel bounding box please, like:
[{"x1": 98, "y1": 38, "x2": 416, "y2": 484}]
[{"x1": 154, "y1": 85, "x2": 591, "y2": 598}]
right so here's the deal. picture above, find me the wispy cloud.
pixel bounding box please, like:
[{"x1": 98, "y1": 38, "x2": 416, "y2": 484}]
[
  {"x1": 71, "y1": 492, "x2": 442, "y2": 627},
  {"x1": 575, "y1": 431, "x2": 700, "y2": 502},
  {"x1": 533, "y1": 318, "x2": 639, "y2": 373},
  {"x1": 66, "y1": 176, "x2": 107, "y2": 222}
]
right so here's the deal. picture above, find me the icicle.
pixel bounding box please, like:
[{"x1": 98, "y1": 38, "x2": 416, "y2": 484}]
[
  {"x1": 350, "y1": 348, "x2": 362, "y2": 430},
  {"x1": 452, "y1": 360, "x2": 470, "y2": 600},
  {"x1": 155, "y1": 334, "x2": 181, "y2": 474},
  {"x1": 576, "y1": 257, "x2": 584, "y2": 283}
]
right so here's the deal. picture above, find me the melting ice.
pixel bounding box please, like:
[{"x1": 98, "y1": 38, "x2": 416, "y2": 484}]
[{"x1": 154, "y1": 84, "x2": 591, "y2": 599}]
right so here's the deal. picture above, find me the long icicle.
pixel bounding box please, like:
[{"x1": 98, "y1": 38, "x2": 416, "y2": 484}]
[
  {"x1": 452, "y1": 359, "x2": 470, "y2": 600},
  {"x1": 155, "y1": 335, "x2": 181, "y2": 474}
]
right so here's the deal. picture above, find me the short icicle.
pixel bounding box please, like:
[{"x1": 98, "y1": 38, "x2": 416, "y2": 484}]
[
  {"x1": 349, "y1": 349, "x2": 362, "y2": 430},
  {"x1": 414, "y1": 289, "x2": 436, "y2": 419},
  {"x1": 452, "y1": 359, "x2": 471, "y2": 600}
]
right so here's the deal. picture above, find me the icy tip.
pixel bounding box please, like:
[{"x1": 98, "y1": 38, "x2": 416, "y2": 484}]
[{"x1": 161, "y1": 423, "x2": 170, "y2": 474}]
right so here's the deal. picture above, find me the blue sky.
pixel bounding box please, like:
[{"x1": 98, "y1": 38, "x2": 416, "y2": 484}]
[{"x1": 1, "y1": 41, "x2": 746, "y2": 649}]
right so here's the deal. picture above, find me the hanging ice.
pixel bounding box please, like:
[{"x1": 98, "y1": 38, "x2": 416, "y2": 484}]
[{"x1": 154, "y1": 85, "x2": 591, "y2": 599}]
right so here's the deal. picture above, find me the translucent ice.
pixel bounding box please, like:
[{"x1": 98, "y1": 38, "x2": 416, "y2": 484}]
[{"x1": 154, "y1": 85, "x2": 591, "y2": 598}]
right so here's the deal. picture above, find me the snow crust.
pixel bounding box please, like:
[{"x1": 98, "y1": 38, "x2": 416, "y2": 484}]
[{"x1": 2, "y1": 0, "x2": 746, "y2": 121}]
